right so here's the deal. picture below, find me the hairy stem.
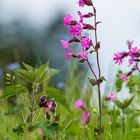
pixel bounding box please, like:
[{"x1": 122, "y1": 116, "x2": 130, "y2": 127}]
[{"x1": 92, "y1": 4, "x2": 102, "y2": 136}]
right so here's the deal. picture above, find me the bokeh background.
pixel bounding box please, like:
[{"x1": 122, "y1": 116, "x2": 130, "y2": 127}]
[{"x1": 0, "y1": 0, "x2": 140, "y2": 87}]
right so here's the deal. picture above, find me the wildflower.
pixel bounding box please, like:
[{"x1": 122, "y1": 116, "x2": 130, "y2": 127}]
[
  {"x1": 81, "y1": 37, "x2": 90, "y2": 49},
  {"x1": 75, "y1": 99, "x2": 84, "y2": 110},
  {"x1": 107, "y1": 92, "x2": 117, "y2": 101},
  {"x1": 60, "y1": 40, "x2": 69, "y2": 50},
  {"x1": 119, "y1": 74, "x2": 128, "y2": 82},
  {"x1": 79, "y1": 51, "x2": 88, "y2": 59},
  {"x1": 81, "y1": 111, "x2": 90, "y2": 124},
  {"x1": 113, "y1": 52, "x2": 123, "y2": 65},
  {"x1": 64, "y1": 14, "x2": 73, "y2": 26},
  {"x1": 69, "y1": 23, "x2": 82, "y2": 36},
  {"x1": 93, "y1": 108, "x2": 97, "y2": 113},
  {"x1": 129, "y1": 47, "x2": 140, "y2": 57},
  {"x1": 77, "y1": 0, "x2": 85, "y2": 7},
  {"x1": 65, "y1": 48, "x2": 72, "y2": 61}
]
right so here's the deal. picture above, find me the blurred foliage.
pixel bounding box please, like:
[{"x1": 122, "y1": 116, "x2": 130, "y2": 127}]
[
  {"x1": 126, "y1": 74, "x2": 140, "y2": 94},
  {"x1": 0, "y1": 63, "x2": 140, "y2": 139}
]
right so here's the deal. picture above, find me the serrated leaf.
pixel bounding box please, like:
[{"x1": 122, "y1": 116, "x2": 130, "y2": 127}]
[
  {"x1": 22, "y1": 62, "x2": 34, "y2": 72},
  {"x1": 46, "y1": 87, "x2": 71, "y2": 112},
  {"x1": 47, "y1": 68, "x2": 60, "y2": 80},
  {"x1": 16, "y1": 69, "x2": 35, "y2": 82},
  {"x1": 0, "y1": 85, "x2": 27, "y2": 99},
  {"x1": 35, "y1": 64, "x2": 48, "y2": 83}
]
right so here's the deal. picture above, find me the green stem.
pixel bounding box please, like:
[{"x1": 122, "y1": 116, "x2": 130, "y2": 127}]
[{"x1": 122, "y1": 109, "x2": 125, "y2": 135}]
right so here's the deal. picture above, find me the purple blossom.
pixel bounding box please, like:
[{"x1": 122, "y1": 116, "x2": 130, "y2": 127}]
[
  {"x1": 81, "y1": 37, "x2": 90, "y2": 49},
  {"x1": 64, "y1": 14, "x2": 73, "y2": 26},
  {"x1": 74, "y1": 99, "x2": 84, "y2": 110},
  {"x1": 129, "y1": 47, "x2": 140, "y2": 56},
  {"x1": 119, "y1": 74, "x2": 128, "y2": 82},
  {"x1": 81, "y1": 111, "x2": 90, "y2": 124},
  {"x1": 60, "y1": 40, "x2": 69, "y2": 50},
  {"x1": 69, "y1": 23, "x2": 82, "y2": 36},
  {"x1": 113, "y1": 52, "x2": 123, "y2": 65},
  {"x1": 79, "y1": 51, "x2": 88, "y2": 59},
  {"x1": 107, "y1": 92, "x2": 117, "y2": 101}
]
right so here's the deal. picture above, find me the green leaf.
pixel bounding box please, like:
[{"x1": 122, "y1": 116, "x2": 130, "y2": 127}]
[
  {"x1": 16, "y1": 69, "x2": 35, "y2": 82},
  {"x1": 46, "y1": 87, "x2": 71, "y2": 112},
  {"x1": 0, "y1": 85, "x2": 27, "y2": 99},
  {"x1": 40, "y1": 121, "x2": 59, "y2": 136},
  {"x1": 47, "y1": 68, "x2": 60, "y2": 80},
  {"x1": 5, "y1": 104, "x2": 24, "y2": 115},
  {"x1": 88, "y1": 76, "x2": 105, "y2": 86},
  {"x1": 13, "y1": 125, "x2": 24, "y2": 135},
  {"x1": 126, "y1": 74, "x2": 140, "y2": 94},
  {"x1": 88, "y1": 78, "x2": 98, "y2": 86},
  {"x1": 115, "y1": 70, "x2": 123, "y2": 92},
  {"x1": 114, "y1": 95, "x2": 135, "y2": 109},
  {"x1": 22, "y1": 62, "x2": 34, "y2": 72},
  {"x1": 35, "y1": 64, "x2": 48, "y2": 83}
]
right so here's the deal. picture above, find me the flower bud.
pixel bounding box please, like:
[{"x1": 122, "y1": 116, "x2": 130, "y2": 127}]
[
  {"x1": 74, "y1": 99, "x2": 84, "y2": 110},
  {"x1": 83, "y1": 0, "x2": 93, "y2": 6},
  {"x1": 81, "y1": 111, "x2": 90, "y2": 124}
]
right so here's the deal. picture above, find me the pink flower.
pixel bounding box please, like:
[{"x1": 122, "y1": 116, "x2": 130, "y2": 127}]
[
  {"x1": 81, "y1": 37, "x2": 90, "y2": 49},
  {"x1": 47, "y1": 101, "x2": 53, "y2": 108},
  {"x1": 79, "y1": 51, "x2": 88, "y2": 59},
  {"x1": 65, "y1": 48, "x2": 72, "y2": 61},
  {"x1": 81, "y1": 111, "x2": 90, "y2": 124},
  {"x1": 113, "y1": 52, "x2": 123, "y2": 65},
  {"x1": 64, "y1": 14, "x2": 73, "y2": 26},
  {"x1": 69, "y1": 23, "x2": 82, "y2": 36},
  {"x1": 77, "y1": 0, "x2": 85, "y2": 7},
  {"x1": 74, "y1": 99, "x2": 84, "y2": 110},
  {"x1": 119, "y1": 74, "x2": 128, "y2": 82},
  {"x1": 60, "y1": 40, "x2": 69, "y2": 50},
  {"x1": 129, "y1": 47, "x2": 140, "y2": 56},
  {"x1": 107, "y1": 92, "x2": 117, "y2": 101}
]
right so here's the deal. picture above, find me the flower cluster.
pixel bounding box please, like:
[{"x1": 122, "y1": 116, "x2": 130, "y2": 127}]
[
  {"x1": 60, "y1": 0, "x2": 96, "y2": 62},
  {"x1": 39, "y1": 96, "x2": 59, "y2": 121},
  {"x1": 74, "y1": 99, "x2": 90, "y2": 125},
  {"x1": 113, "y1": 40, "x2": 140, "y2": 80}
]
